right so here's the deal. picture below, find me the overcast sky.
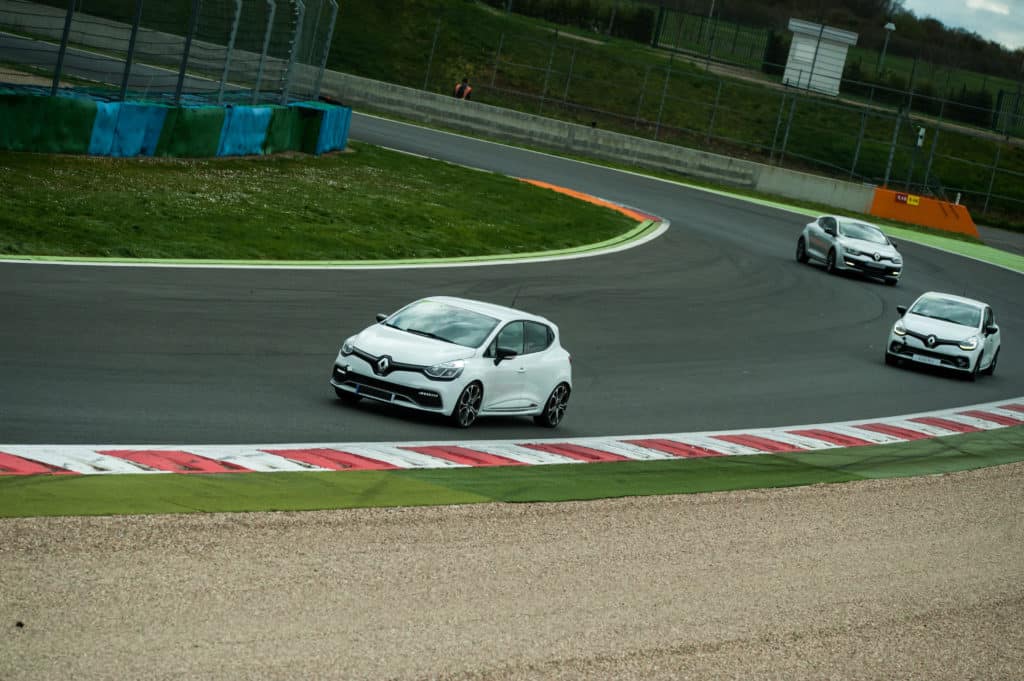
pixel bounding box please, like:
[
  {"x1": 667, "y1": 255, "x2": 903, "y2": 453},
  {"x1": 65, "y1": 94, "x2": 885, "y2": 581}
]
[{"x1": 900, "y1": 0, "x2": 1024, "y2": 51}]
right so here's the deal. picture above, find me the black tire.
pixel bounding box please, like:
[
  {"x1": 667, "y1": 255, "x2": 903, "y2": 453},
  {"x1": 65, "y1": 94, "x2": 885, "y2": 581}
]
[
  {"x1": 450, "y1": 382, "x2": 483, "y2": 428},
  {"x1": 965, "y1": 356, "x2": 981, "y2": 382},
  {"x1": 334, "y1": 387, "x2": 361, "y2": 405},
  {"x1": 825, "y1": 248, "x2": 837, "y2": 274},
  {"x1": 795, "y1": 237, "x2": 809, "y2": 264},
  {"x1": 533, "y1": 382, "x2": 571, "y2": 428},
  {"x1": 981, "y1": 349, "x2": 998, "y2": 376},
  {"x1": 884, "y1": 277, "x2": 898, "y2": 286}
]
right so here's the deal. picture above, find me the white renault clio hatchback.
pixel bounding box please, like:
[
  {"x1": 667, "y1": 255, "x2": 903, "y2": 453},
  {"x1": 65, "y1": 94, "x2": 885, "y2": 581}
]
[
  {"x1": 331, "y1": 296, "x2": 572, "y2": 428},
  {"x1": 885, "y1": 291, "x2": 1001, "y2": 380}
]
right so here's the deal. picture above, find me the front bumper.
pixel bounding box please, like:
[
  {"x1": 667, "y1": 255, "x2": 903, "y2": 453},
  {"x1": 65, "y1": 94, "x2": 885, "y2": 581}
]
[
  {"x1": 331, "y1": 362, "x2": 454, "y2": 412},
  {"x1": 842, "y1": 254, "x2": 901, "y2": 278},
  {"x1": 887, "y1": 336, "x2": 975, "y2": 372}
]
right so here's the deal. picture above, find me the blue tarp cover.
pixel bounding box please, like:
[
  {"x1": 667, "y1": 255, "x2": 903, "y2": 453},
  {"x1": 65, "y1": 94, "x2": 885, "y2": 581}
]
[
  {"x1": 89, "y1": 103, "x2": 168, "y2": 157},
  {"x1": 87, "y1": 101, "x2": 119, "y2": 156},
  {"x1": 316, "y1": 105, "x2": 352, "y2": 155},
  {"x1": 217, "y1": 105, "x2": 273, "y2": 156}
]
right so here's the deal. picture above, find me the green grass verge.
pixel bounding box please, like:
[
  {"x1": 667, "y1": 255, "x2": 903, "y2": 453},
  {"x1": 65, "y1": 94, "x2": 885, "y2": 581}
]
[
  {"x1": 2, "y1": 427, "x2": 1020, "y2": 518},
  {"x1": 0, "y1": 142, "x2": 637, "y2": 260}
]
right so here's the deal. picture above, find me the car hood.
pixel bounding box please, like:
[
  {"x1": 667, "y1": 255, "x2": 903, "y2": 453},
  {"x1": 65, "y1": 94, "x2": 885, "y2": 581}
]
[
  {"x1": 903, "y1": 313, "x2": 977, "y2": 340},
  {"x1": 352, "y1": 324, "x2": 478, "y2": 365},
  {"x1": 841, "y1": 238, "x2": 899, "y2": 257}
]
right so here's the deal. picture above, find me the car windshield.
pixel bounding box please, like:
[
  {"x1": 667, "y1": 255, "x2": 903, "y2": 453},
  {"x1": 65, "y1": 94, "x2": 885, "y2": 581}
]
[
  {"x1": 909, "y1": 296, "x2": 981, "y2": 327},
  {"x1": 384, "y1": 300, "x2": 500, "y2": 348},
  {"x1": 838, "y1": 221, "x2": 888, "y2": 245}
]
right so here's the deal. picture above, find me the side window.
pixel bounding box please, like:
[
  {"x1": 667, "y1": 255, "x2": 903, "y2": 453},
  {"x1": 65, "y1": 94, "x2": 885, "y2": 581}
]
[
  {"x1": 524, "y1": 322, "x2": 553, "y2": 354},
  {"x1": 495, "y1": 322, "x2": 524, "y2": 356}
]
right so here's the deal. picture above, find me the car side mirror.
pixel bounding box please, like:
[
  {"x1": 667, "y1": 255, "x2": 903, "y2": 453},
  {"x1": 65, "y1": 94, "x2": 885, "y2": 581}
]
[
  {"x1": 890, "y1": 240, "x2": 898, "y2": 250},
  {"x1": 376, "y1": 313, "x2": 388, "y2": 323},
  {"x1": 494, "y1": 348, "x2": 517, "y2": 365},
  {"x1": 985, "y1": 324, "x2": 998, "y2": 336},
  {"x1": 896, "y1": 305, "x2": 907, "y2": 317}
]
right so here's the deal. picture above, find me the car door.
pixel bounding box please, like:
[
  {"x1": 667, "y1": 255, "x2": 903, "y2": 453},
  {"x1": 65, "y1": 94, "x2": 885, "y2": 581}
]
[
  {"x1": 982, "y1": 307, "x2": 999, "y2": 366},
  {"x1": 481, "y1": 321, "x2": 529, "y2": 412},
  {"x1": 521, "y1": 321, "x2": 555, "y2": 408},
  {"x1": 809, "y1": 217, "x2": 836, "y2": 258}
]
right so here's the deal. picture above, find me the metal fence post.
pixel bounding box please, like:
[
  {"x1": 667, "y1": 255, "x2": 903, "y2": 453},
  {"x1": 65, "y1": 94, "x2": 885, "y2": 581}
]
[
  {"x1": 175, "y1": 0, "x2": 202, "y2": 105},
  {"x1": 882, "y1": 108, "x2": 903, "y2": 187},
  {"x1": 491, "y1": 33, "x2": 504, "y2": 87},
  {"x1": 849, "y1": 109, "x2": 867, "y2": 178},
  {"x1": 312, "y1": 0, "x2": 338, "y2": 99},
  {"x1": 539, "y1": 29, "x2": 557, "y2": 114},
  {"x1": 634, "y1": 65, "x2": 650, "y2": 128},
  {"x1": 119, "y1": 0, "x2": 144, "y2": 101},
  {"x1": 779, "y1": 95, "x2": 797, "y2": 163},
  {"x1": 923, "y1": 100, "x2": 943, "y2": 188},
  {"x1": 280, "y1": 0, "x2": 305, "y2": 104},
  {"x1": 423, "y1": 17, "x2": 440, "y2": 91},
  {"x1": 706, "y1": 78, "x2": 722, "y2": 143},
  {"x1": 983, "y1": 142, "x2": 1002, "y2": 215},
  {"x1": 51, "y1": 0, "x2": 76, "y2": 96},
  {"x1": 769, "y1": 93, "x2": 786, "y2": 162},
  {"x1": 562, "y1": 47, "x2": 576, "y2": 103},
  {"x1": 252, "y1": 0, "x2": 277, "y2": 104},
  {"x1": 806, "y1": 23, "x2": 824, "y2": 92},
  {"x1": 655, "y1": 53, "x2": 673, "y2": 141},
  {"x1": 217, "y1": 0, "x2": 243, "y2": 105}
]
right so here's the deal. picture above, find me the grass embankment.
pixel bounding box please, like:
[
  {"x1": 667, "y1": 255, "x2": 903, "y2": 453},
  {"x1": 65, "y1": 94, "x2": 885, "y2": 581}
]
[
  {"x1": 0, "y1": 143, "x2": 636, "y2": 260},
  {"x1": 1, "y1": 428, "x2": 1021, "y2": 517}
]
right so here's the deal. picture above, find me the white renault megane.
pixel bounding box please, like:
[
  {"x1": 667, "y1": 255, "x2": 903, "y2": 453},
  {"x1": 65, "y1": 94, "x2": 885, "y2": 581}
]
[
  {"x1": 330, "y1": 296, "x2": 572, "y2": 428},
  {"x1": 885, "y1": 291, "x2": 1001, "y2": 380},
  {"x1": 796, "y1": 215, "x2": 903, "y2": 285}
]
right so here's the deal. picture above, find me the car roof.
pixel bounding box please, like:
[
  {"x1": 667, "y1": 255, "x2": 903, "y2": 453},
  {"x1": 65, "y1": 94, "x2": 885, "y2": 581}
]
[
  {"x1": 421, "y1": 296, "x2": 555, "y2": 326},
  {"x1": 914, "y1": 291, "x2": 987, "y2": 309}
]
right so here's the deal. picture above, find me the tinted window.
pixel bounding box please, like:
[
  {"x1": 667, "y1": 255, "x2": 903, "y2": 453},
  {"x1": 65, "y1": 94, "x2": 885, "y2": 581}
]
[
  {"x1": 524, "y1": 322, "x2": 552, "y2": 354},
  {"x1": 496, "y1": 322, "x2": 524, "y2": 355},
  {"x1": 386, "y1": 300, "x2": 499, "y2": 348},
  {"x1": 910, "y1": 295, "x2": 982, "y2": 328},
  {"x1": 838, "y1": 221, "x2": 888, "y2": 245}
]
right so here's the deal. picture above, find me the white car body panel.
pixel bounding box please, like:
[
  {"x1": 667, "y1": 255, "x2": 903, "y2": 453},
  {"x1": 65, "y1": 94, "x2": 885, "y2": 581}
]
[
  {"x1": 885, "y1": 292, "x2": 1001, "y2": 377},
  {"x1": 330, "y1": 296, "x2": 572, "y2": 426}
]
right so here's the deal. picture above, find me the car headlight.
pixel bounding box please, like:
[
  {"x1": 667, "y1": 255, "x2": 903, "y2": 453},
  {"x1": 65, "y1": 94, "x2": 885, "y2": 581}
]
[
  {"x1": 893, "y1": 256, "x2": 902, "y2": 264},
  {"x1": 959, "y1": 336, "x2": 979, "y2": 351},
  {"x1": 893, "y1": 320, "x2": 906, "y2": 336},
  {"x1": 424, "y1": 359, "x2": 465, "y2": 380},
  {"x1": 845, "y1": 247, "x2": 862, "y2": 257},
  {"x1": 340, "y1": 337, "x2": 356, "y2": 356}
]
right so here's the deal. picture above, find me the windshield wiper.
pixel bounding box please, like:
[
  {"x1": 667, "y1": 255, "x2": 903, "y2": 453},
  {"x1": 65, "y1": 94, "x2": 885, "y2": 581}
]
[{"x1": 405, "y1": 327, "x2": 453, "y2": 343}]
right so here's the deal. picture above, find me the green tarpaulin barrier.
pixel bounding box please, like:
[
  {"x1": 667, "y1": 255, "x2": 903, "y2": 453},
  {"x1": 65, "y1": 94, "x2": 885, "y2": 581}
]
[
  {"x1": 0, "y1": 94, "x2": 97, "y2": 154},
  {"x1": 155, "y1": 106, "x2": 226, "y2": 158}
]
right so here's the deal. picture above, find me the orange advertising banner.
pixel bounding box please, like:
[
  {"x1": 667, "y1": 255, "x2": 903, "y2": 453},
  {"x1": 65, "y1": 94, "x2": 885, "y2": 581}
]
[{"x1": 869, "y1": 188, "x2": 979, "y2": 238}]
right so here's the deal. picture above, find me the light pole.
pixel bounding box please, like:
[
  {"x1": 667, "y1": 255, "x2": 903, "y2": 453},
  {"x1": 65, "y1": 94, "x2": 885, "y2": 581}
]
[{"x1": 877, "y1": 21, "x2": 895, "y2": 76}]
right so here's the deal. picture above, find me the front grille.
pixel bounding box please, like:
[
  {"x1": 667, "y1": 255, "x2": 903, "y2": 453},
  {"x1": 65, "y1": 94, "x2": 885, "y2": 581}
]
[
  {"x1": 904, "y1": 329, "x2": 959, "y2": 348},
  {"x1": 332, "y1": 366, "x2": 443, "y2": 409},
  {"x1": 889, "y1": 341, "x2": 969, "y2": 368}
]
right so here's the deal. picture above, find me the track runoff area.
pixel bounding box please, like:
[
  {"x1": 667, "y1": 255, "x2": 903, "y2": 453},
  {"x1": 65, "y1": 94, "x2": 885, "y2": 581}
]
[{"x1": 0, "y1": 178, "x2": 1021, "y2": 515}]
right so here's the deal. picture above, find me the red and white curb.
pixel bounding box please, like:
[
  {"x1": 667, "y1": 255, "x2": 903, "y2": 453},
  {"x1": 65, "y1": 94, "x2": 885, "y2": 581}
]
[{"x1": 1, "y1": 400, "x2": 1021, "y2": 476}]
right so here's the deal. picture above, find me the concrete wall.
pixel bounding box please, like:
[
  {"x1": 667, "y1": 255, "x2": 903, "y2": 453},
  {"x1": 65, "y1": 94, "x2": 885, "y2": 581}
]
[{"x1": 319, "y1": 70, "x2": 875, "y2": 214}]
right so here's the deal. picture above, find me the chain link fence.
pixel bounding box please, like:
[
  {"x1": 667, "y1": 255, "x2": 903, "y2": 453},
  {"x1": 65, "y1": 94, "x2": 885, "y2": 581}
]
[
  {"x1": 0, "y1": 0, "x2": 337, "y2": 104},
  {"x1": 412, "y1": 20, "x2": 1023, "y2": 227}
]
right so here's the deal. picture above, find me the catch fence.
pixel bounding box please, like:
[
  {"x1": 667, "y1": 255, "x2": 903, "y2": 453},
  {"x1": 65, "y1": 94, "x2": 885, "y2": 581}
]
[{"x1": 0, "y1": 0, "x2": 337, "y2": 104}]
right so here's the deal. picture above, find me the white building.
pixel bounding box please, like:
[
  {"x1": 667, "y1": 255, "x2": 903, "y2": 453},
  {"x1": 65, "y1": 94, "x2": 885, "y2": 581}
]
[{"x1": 783, "y1": 19, "x2": 858, "y2": 97}]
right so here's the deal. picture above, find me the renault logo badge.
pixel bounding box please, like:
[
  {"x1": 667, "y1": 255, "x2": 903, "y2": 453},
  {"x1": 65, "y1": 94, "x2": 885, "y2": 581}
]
[
  {"x1": 376, "y1": 355, "x2": 391, "y2": 375},
  {"x1": 926, "y1": 335, "x2": 937, "y2": 348},
  {"x1": 873, "y1": 252, "x2": 881, "y2": 261}
]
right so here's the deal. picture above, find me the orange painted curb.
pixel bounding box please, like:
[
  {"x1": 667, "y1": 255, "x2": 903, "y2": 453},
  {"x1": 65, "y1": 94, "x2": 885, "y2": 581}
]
[
  {"x1": 519, "y1": 178, "x2": 654, "y2": 223},
  {"x1": 869, "y1": 188, "x2": 979, "y2": 239}
]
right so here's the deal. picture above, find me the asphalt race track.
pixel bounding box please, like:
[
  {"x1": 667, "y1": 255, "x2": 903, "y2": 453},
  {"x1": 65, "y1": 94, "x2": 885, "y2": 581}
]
[{"x1": 1, "y1": 113, "x2": 1021, "y2": 445}]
